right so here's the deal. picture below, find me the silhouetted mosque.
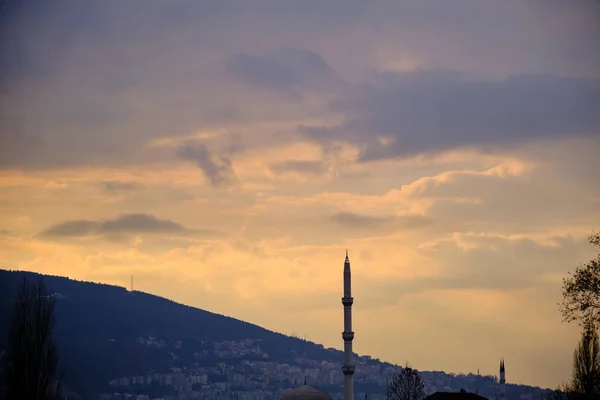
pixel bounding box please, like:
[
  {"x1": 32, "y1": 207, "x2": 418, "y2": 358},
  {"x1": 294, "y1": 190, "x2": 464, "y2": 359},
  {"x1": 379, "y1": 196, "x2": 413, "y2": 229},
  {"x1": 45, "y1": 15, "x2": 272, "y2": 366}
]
[
  {"x1": 280, "y1": 252, "x2": 506, "y2": 400},
  {"x1": 280, "y1": 379, "x2": 333, "y2": 400}
]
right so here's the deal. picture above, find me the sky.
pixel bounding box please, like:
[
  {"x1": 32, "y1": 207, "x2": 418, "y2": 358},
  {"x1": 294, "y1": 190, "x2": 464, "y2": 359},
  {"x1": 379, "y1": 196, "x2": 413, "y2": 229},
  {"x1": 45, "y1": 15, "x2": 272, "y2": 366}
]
[{"x1": 1, "y1": 0, "x2": 600, "y2": 390}]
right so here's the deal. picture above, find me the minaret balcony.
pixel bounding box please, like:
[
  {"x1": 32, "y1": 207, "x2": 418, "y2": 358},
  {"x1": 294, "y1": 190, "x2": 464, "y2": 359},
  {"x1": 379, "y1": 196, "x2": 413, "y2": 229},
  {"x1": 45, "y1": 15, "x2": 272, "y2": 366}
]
[
  {"x1": 341, "y1": 365, "x2": 355, "y2": 376},
  {"x1": 342, "y1": 297, "x2": 354, "y2": 306},
  {"x1": 342, "y1": 331, "x2": 354, "y2": 341}
]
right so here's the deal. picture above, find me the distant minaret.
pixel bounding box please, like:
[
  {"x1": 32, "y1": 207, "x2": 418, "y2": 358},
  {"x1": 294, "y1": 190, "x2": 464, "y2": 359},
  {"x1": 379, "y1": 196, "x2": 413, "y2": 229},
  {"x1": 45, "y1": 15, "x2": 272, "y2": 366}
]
[
  {"x1": 499, "y1": 359, "x2": 506, "y2": 399},
  {"x1": 342, "y1": 250, "x2": 355, "y2": 400}
]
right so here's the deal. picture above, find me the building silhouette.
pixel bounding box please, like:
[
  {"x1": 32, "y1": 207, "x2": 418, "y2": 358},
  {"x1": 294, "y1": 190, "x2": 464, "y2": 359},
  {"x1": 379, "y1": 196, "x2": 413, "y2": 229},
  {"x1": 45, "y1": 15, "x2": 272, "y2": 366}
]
[
  {"x1": 498, "y1": 360, "x2": 506, "y2": 400},
  {"x1": 342, "y1": 250, "x2": 355, "y2": 400}
]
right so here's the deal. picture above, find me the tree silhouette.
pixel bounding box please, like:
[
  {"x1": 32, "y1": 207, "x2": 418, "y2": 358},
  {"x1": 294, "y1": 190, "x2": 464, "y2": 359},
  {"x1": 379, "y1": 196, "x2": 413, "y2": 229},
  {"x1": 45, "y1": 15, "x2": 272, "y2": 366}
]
[
  {"x1": 544, "y1": 383, "x2": 573, "y2": 400},
  {"x1": 3, "y1": 277, "x2": 63, "y2": 400},
  {"x1": 560, "y1": 232, "x2": 600, "y2": 329},
  {"x1": 387, "y1": 362, "x2": 425, "y2": 400},
  {"x1": 571, "y1": 324, "x2": 600, "y2": 399}
]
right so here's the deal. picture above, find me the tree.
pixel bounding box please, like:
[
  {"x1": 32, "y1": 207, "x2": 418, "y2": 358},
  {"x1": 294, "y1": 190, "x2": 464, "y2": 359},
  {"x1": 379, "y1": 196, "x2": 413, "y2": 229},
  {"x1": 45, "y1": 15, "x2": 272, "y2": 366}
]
[
  {"x1": 387, "y1": 362, "x2": 425, "y2": 400},
  {"x1": 3, "y1": 276, "x2": 63, "y2": 400},
  {"x1": 560, "y1": 232, "x2": 600, "y2": 329},
  {"x1": 544, "y1": 383, "x2": 574, "y2": 400},
  {"x1": 571, "y1": 324, "x2": 600, "y2": 399}
]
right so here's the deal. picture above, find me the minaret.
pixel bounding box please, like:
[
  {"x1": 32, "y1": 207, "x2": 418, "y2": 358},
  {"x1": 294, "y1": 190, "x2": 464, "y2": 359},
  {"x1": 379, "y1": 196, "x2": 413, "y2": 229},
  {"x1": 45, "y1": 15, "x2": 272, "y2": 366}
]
[
  {"x1": 499, "y1": 359, "x2": 506, "y2": 399},
  {"x1": 342, "y1": 250, "x2": 355, "y2": 400}
]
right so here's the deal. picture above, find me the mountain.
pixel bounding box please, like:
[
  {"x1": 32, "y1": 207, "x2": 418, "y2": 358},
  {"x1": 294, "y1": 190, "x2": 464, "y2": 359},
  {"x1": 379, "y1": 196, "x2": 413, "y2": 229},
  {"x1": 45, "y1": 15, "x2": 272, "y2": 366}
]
[
  {"x1": 0, "y1": 269, "x2": 348, "y2": 397},
  {"x1": 0, "y1": 270, "x2": 548, "y2": 400}
]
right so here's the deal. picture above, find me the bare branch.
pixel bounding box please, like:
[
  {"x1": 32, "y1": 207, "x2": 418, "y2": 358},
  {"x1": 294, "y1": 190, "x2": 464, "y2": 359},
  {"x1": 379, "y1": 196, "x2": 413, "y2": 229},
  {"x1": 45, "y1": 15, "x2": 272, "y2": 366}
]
[{"x1": 388, "y1": 362, "x2": 425, "y2": 400}]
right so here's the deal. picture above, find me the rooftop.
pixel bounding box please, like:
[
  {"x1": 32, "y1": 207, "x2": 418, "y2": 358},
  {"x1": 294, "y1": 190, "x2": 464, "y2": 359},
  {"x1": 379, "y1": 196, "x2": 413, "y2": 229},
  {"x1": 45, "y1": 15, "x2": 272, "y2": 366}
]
[
  {"x1": 281, "y1": 385, "x2": 333, "y2": 400},
  {"x1": 424, "y1": 390, "x2": 489, "y2": 400}
]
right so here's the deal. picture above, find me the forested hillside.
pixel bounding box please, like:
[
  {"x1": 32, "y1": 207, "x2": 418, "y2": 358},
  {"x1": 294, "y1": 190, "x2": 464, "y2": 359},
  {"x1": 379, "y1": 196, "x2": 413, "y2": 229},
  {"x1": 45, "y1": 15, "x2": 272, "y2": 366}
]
[{"x1": 0, "y1": 269, "x2": 342, "y2": 397}]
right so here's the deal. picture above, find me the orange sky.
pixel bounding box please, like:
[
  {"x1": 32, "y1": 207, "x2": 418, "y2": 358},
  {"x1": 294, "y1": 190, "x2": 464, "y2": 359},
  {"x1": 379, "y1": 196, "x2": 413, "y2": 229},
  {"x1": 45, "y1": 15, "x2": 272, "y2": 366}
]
[{"x1": 1, "y1": 0, "x2": 600, "y2": 389}]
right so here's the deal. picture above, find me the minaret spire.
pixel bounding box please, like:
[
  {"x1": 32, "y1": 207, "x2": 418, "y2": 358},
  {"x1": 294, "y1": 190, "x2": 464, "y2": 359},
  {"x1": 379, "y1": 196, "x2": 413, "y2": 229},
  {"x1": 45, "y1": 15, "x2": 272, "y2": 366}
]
[
  {"x1": 342, "y1": 251, "x2": 355, "y2": 400},
  {"x1": 499, "y1": 358, "x2": 506, "y2": 399}
]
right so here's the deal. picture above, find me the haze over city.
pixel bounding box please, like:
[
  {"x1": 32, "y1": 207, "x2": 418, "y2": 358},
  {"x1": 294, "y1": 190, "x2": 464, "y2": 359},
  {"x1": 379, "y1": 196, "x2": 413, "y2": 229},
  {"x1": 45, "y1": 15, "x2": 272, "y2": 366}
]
[{"x1": 1, "y1": 0, "x2": 599, "y2": 391}]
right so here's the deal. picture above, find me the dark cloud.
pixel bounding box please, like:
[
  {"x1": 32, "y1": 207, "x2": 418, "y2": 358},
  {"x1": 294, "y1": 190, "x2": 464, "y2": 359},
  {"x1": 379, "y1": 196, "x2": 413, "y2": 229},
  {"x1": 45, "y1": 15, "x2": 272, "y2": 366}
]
[
  {"x1": 98, "y1": 214, "x2": 183, "y2": 233},
  {"x1": 332, "y1": 212, "x2": 390, "y2": 228},
  {"x1": 331, "y1": 212, "x2": 431, "y2": 230},
  {"x1": 177, "y1": 143, "x2": 235, "y2": 187},
  {"x1": 1, "y1": 1, "x2": 599, "y2": 171},
  {"x1": 227, "y1": 47, "x2": 345, "y2": 94},
  {"x1": 300, "y1": 72, "x2": 600, "y2": 161},
  {"x1": 42, "y1": 220, "x2": 98, "y2": 237},
  {"x1": 40, "y1": 213, "x2": 186, "y2": 238},
  {"x1": 269, "y1": 160, "x2": 327, "y2": 175},
  {"x1": 102, "y1": 181, "x2": 140, "y2": 192}
]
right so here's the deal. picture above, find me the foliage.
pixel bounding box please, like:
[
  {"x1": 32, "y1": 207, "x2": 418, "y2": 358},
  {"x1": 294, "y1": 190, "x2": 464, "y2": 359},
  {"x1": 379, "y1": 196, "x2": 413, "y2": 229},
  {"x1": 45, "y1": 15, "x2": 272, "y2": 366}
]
[
  {"x1": 3, "y1": 277, "x2": 63, "y2": 400},
  {"x1": 571, "y1": 324, "x2": 600, "y2": 399},
  {"x1": 560, "y1": 232, "x2": 600, "y2": 329},
  {"x1": 387, "y1": 362, "x2": 425, "y2": 400}
]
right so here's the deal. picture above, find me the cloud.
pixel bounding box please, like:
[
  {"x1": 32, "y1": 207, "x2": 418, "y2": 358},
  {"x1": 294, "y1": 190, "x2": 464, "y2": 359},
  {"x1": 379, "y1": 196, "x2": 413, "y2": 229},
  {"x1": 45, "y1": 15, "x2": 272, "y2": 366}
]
[
  {"x1": 42, "y1": 220, "x2": 98, "y2": 237},
  {"x1": 2, "y1": 1, "x2": 599, "y2": 171},
  {"x1": 102, "y1": 181, "x2": 140, "y2": 192},
  {"x1": 331, "y1": 212, "x2": 431, "y2": 231},
  {"x1": 397, "y1": 153, "x2": 599, "y2": 233},
  {"x1": 300, "y1": 72, "x2": 600, "y2": 161},
  {"x1": 268, "y1": 160, "x2": 327, "y2": 175},
  {"x1": 177, "y1": 143, "x2": 235, "y2": 187},
  {"x1": 358, "y1": 233, "x2": 598, "y2": 310},
  {"x1": 40, "y1": 213, "x2": 187, "y2": 238},
  {"x1": 228, "y1": 47, "x2": 345, "y2": 95},
  {"x1": 99, "y1": 214, "x2": 184, "y2": 233}
]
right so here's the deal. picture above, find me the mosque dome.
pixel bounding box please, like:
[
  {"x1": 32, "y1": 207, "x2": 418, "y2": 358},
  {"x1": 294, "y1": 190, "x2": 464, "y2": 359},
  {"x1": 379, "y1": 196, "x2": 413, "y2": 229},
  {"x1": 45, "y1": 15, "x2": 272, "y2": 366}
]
[{"x1": 281, "y1": 385, "x2": 333, "y2": 400}]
